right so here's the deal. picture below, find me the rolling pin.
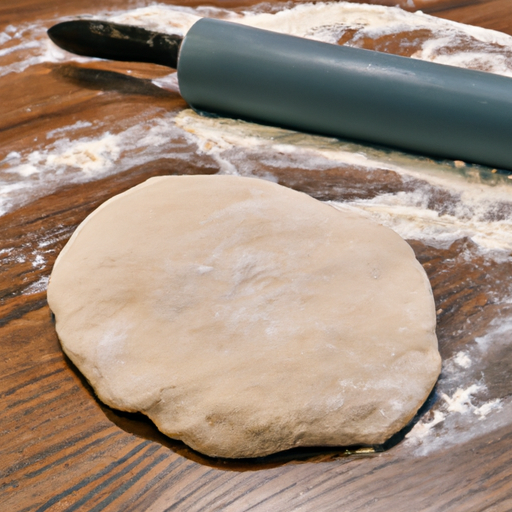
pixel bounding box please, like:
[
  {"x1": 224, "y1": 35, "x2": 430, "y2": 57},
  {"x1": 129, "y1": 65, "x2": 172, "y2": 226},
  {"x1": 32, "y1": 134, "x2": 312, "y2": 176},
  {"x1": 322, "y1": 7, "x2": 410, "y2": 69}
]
[{"x1": 49, "y1": 18, "x2": 512, "y2": 170}]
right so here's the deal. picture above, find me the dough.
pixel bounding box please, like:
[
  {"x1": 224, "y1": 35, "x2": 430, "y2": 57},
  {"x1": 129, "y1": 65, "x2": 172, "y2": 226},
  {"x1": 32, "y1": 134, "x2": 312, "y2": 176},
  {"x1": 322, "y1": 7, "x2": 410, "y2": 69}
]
[{"x1": 47, "y1": 175, "x2": 440, "y2": 458}]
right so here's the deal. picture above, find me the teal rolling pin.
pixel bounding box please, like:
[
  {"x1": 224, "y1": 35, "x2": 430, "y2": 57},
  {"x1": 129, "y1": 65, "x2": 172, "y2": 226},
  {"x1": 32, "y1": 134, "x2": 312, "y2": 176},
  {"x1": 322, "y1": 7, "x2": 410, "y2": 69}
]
[{"x1": 49, "y1": 18, "x2": 512, "y2": 170}]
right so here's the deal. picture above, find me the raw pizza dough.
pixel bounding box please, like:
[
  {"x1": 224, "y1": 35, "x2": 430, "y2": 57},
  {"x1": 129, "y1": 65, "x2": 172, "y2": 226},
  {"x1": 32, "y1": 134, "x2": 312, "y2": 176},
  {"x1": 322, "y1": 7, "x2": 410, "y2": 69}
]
[{"x1": 47, "y1": 175, "x2": 441, "y2": 458}]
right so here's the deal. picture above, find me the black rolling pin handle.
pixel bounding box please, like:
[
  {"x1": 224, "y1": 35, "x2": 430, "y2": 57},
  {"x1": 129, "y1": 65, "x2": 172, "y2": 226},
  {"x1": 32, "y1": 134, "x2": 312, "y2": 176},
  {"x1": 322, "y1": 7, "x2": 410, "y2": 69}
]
[{"x1": 47, "y1": 20, "x2": 182, "y2": 69}]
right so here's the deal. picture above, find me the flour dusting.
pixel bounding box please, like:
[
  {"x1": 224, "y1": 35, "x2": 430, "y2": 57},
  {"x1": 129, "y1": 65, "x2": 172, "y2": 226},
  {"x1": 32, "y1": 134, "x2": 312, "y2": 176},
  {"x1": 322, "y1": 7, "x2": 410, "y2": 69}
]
[
  {"x1": 22, "y1": 275, "x2": 49, "y2": 295},
  {"x1": 0, "y1": 112, "x2": 191, "y2": 214},
  {"x1": 405, "y1": 340, "x2": 509, "y2": 454},
  {"x1": 453, "y1": 351, "x2": 472, "y2": 369}
]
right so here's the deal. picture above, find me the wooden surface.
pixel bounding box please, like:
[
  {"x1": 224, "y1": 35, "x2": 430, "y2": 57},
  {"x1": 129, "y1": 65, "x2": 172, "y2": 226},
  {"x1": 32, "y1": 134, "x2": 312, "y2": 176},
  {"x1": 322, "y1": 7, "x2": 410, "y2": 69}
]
[{"x1": 3, "y1": 1, "x2": 512, "y2": 510}]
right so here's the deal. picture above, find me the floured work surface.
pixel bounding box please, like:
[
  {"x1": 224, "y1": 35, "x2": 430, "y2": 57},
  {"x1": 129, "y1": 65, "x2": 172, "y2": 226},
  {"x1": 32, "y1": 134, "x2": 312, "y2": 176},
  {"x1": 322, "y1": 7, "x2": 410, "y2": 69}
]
[
  {"x1": 3, "y1": 0, "x2": 512, "y2": 510},
  {"x1": 47, "y1": 175, "x2": 440, "y2": 458}
]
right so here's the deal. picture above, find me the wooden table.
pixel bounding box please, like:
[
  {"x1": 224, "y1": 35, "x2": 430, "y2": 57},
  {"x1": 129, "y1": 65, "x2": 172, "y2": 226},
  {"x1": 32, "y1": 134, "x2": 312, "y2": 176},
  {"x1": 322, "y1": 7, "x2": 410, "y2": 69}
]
[{"x1": 2, "y1": 1, "x2": 512, "y2": 510}]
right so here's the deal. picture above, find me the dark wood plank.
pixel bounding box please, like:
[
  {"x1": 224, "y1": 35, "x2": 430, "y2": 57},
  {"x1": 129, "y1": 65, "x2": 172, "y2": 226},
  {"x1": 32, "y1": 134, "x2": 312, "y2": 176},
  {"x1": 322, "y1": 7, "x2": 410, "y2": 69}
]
[{"x1": 424, "y1": 0, "x2": 512, "y2": 35}]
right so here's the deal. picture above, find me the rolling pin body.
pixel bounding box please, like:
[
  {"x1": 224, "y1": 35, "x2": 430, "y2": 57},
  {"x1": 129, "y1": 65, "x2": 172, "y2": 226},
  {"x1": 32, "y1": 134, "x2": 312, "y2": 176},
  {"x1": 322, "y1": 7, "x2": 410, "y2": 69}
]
[{"x1": 178, "y1": 18, "x2": 512, "y2": 170}]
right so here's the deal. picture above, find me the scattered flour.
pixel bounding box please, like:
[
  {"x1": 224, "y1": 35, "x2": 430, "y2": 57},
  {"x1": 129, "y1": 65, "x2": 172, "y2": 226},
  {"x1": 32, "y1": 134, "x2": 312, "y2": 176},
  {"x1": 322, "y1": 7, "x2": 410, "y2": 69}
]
[
  {"x1": 406, "y1": 409, "x2": 445, "y2": 439},
  {"x1": 337, "y1": 190, "x2": 512, "y2": 253},
  {"x1": 442, "y1": 383, "x2": 486, "y2": 414},
  {"x1": 405, "y1": 383, "x2": 504, "y2": 452},
  {"x1": 239, "y1": 2, "x2": 512, "y2": 75},
  {"x1": 22, "y1": 275, "x2": 49, "y2": 295},
  {"x1": 44, "y1": 133, "x2": 122, "y2": 175},
  {"x1": 0, "y1": 112, "x2": 189, "y2": 214},
  {"x1": 32, "y1": 254, "x2": 45, "y2": 268},
  {"x1": 46, "y1": 121, "x2": 93, "y2": 139},
  {"x1": 405, "y1": 345, "x2": 507, "y2": 454},
  {"x1": 453, "y1": 351, "x2": 472, "y2": 369}
]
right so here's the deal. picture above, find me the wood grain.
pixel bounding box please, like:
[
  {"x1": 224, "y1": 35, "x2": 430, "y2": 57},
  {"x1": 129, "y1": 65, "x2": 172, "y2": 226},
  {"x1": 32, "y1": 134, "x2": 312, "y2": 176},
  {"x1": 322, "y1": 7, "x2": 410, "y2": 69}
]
[
  {"x1": 426, "y1": 0, "x2": 512, "y2": 35},
  {"x1": 2, "y1": 1, "x2": 512, "y2": 511}
]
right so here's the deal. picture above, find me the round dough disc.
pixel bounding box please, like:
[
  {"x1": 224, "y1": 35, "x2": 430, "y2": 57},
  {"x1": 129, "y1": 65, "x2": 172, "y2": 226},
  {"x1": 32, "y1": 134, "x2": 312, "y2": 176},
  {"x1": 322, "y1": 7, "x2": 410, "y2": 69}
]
[{"x1": 48, "y1": 175, "x2": 440, "y2": 458}]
